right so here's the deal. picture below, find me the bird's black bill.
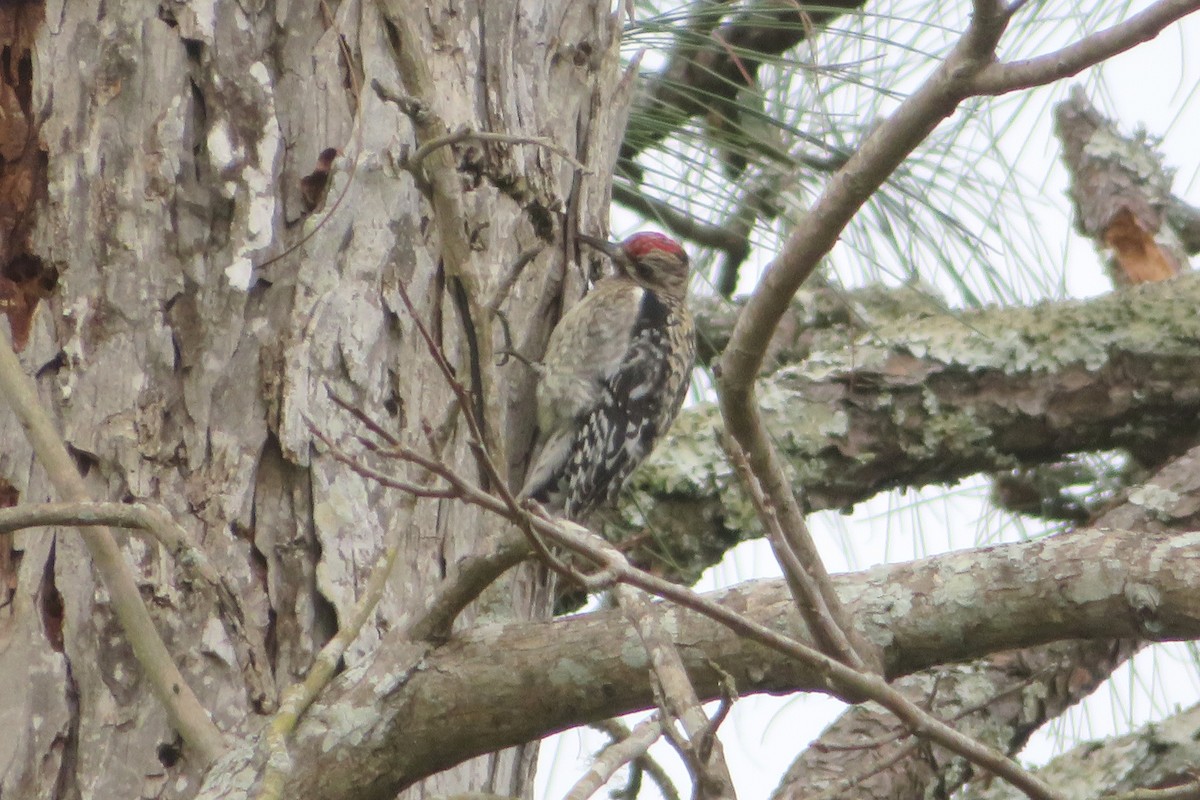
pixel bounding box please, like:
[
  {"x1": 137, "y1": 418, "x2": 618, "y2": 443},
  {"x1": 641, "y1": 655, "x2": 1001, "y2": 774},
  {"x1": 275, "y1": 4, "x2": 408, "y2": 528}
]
[{"x1": 577, "y1": 233, "x2": 624, "y2": 260}]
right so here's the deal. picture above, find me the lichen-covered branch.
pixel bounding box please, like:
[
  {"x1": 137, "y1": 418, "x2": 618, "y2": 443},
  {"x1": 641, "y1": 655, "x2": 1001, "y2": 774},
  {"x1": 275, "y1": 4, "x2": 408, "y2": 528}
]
[
  {"x1": 773, "y1": 640, "x2": 1137, "y2": 800},
  {"x1": 266, "y1": 416, "x2": 1061, "y2": 800},
  {"x1": 615, "y1": 273, "x2": 1200, "y2": 588},
  {"x1": 964, "y1": 703, "x2": 1200, "y2": 800},
  {"x1": 691, "y1": 282, "x2": 948, "y2": 369}
]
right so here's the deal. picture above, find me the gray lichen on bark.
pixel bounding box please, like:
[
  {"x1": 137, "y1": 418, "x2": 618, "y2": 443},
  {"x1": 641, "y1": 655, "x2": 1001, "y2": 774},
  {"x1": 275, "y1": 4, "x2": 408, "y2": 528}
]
[{"x1": 616, "y1": 273, "x2": 1200, "y2": 587}]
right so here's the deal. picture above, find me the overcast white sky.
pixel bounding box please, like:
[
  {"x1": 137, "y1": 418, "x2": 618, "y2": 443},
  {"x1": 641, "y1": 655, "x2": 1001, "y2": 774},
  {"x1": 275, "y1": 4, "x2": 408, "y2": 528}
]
[{"x1": 537, "y1": 6, "x2": 1200, "y2": 799}]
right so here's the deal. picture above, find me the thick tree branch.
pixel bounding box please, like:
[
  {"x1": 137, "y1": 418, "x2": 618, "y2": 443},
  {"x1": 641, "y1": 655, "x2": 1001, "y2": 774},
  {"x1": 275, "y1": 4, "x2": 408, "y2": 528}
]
[
  {"x1": 230, "y1": 424, "x2": 1059, "y2": 799},
  {"x1": 278, "y1": 524, "x2": 1200, "y2": 798},
  {"x1": 620, "y1": 272, "x2": 1200, "y2": 588},
  {"x1": 568, "y1": 716, "x2": 667, "y2": 800},
  {"x1": 690, "y1": 282, "x2": 949, "y2": 369}
]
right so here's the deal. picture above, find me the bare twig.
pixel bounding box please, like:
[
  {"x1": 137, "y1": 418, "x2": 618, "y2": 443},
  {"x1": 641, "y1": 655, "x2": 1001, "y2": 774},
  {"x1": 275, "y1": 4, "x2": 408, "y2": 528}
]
[
  {"x1": 329, "y1": 420, "x2": 535, "y2": 641},
  {"x1": 592, "y1": 718, "x2": 683, "y2": 800},
  {"x1": 402, "y1": 125, "x2": 590, "y2": 175},
  {"x1": 552, "y1": 522, "x2": 1061, "y2": 800},
  {"x1": 725, "y1": 438, "x2": 869, "y2": 676},
  {"x1": 565, "y1": 715, "x2": 664, "y2": 800},
  {"x1": 0, "y1": 328, "x2": 226, "y2": 764},
  {"x1": 392, "y1": 280, "x2": 574, "y2": 580},
  {"x1": 320, "y1": 313, "x2": 581, "y2": 640},
  {"x1": 697, "y1": 662, "x2": 737, "y2": 765},
  {"x1": 373, "y1": 8, "x2": 506, "y2": 474},
  {"x1": 326, "y1": 389, "x2": 401, "y2": 447},
  {"x1": 488, "y1": 245, "x2": 546, "y2": 369},
  {"x1": 255, "y1": 147, "x2": 357, "y2": 272},
  {"x1": 714, "y1": 411, "x2": 879, "y2": 671},
  {"x1": 486, "y1": 245, "x2": 546, "y2": 314},
  {"x1": 804, "y1": 738, "x2": 925, "y2": 800},
  {"x1": 798, "y1": 644, "x2": 1130, "y2": 800},
  {"x1": 310, "y1": 424, "x2": 459, "y2": 498},
  {"x1": 0, "y1": 500, "x2": 273, "y2": 708},
  {"x1": 492, "y1": 310, "x2": 541, "y2": 369},
  {"x1": 615, "y1": 584, "x2": 736, "y2": 798},
  {"x1": 972, "y1": 0, "x2": 1200, "y2": 95}
]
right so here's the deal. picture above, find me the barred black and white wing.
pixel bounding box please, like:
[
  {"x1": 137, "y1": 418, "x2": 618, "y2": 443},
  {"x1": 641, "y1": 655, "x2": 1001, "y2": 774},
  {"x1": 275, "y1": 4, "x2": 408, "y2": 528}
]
[{"x1": 523, "y1": 288, "x2": 695, "y2": 519}]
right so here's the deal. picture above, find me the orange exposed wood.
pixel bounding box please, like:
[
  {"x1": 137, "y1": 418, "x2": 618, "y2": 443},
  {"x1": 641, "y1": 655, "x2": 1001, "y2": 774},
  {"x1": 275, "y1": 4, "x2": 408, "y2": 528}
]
[{"x1": 1104, "y1": 207, "x2": 1182, "y2": 285}]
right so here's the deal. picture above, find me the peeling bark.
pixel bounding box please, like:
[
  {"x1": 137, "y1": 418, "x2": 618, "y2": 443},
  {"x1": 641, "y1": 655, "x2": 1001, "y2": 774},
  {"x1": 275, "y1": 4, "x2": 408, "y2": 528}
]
[{"x1": 0, "y1": 1, "x2": 52, "y2": 353}]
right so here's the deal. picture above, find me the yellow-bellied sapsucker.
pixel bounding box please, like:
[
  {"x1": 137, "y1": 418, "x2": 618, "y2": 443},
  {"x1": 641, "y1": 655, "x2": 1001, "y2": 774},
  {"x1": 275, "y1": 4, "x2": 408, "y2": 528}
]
[{"x1": 521, "y1": 232, "x2": 695, "y2": 520}]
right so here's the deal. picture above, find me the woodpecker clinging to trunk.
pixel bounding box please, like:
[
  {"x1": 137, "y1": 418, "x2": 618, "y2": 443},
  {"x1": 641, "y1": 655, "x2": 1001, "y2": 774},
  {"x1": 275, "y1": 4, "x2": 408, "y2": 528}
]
[{"x1": 521, "y1": 232, "x2": 696, "y2": 520}]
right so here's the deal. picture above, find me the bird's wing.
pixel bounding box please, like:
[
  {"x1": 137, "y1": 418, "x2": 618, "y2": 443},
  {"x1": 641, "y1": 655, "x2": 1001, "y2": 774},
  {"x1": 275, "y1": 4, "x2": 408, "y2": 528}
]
[
  {"x1": 558, "y1": 291, "x2": 688, "y2": 518},
  {"x1": 521, "y1": 281, "x2": 644, "y2": 508}
]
